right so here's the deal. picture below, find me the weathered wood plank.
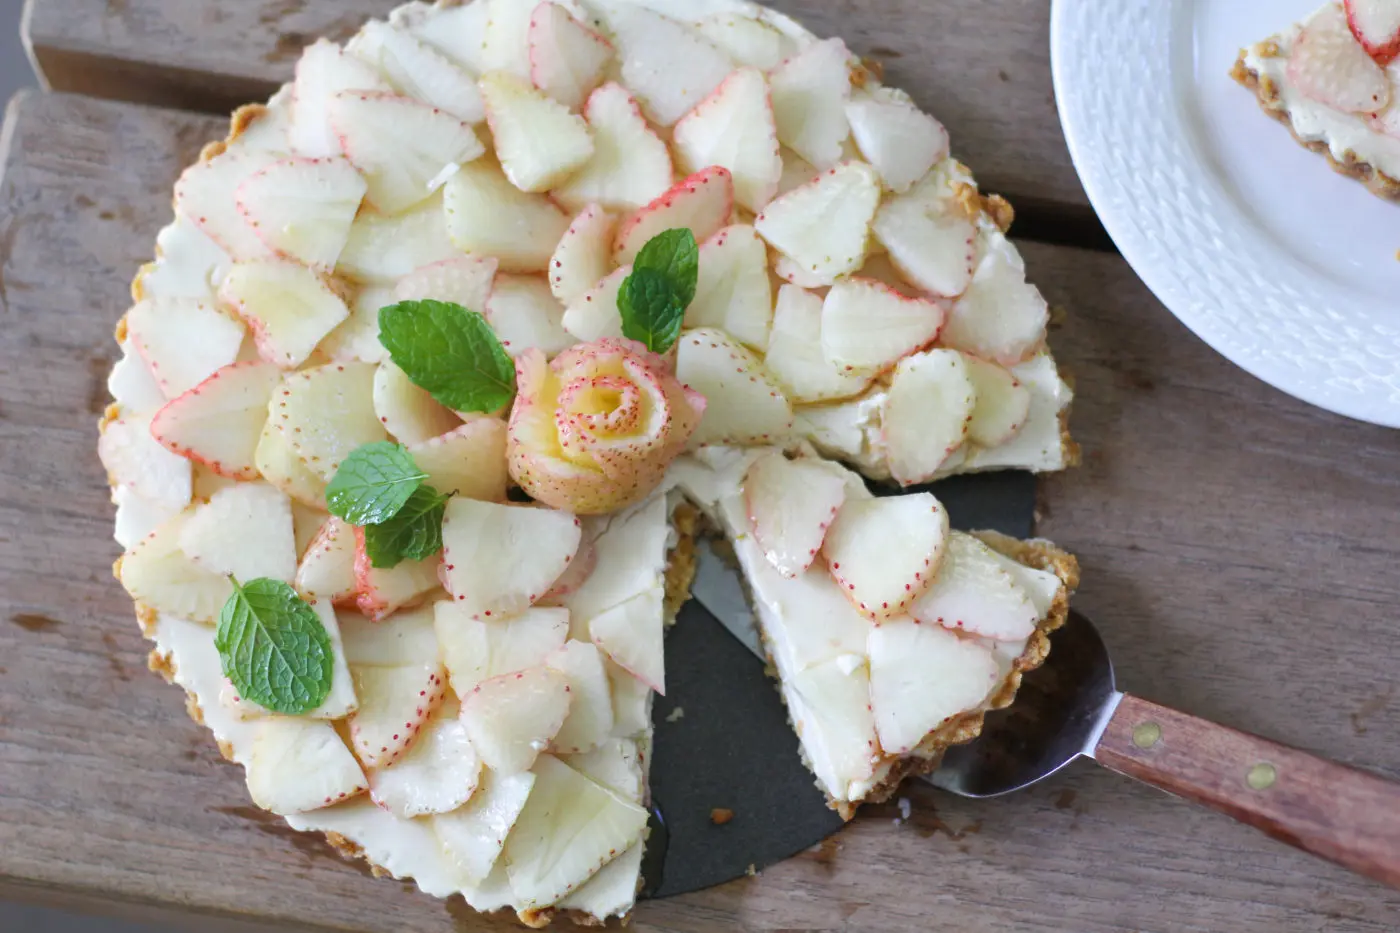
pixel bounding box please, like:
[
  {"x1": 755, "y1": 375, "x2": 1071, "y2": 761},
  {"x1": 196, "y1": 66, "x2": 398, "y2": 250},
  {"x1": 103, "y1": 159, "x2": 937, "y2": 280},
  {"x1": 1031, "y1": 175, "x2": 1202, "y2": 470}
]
[
  {"x1": 20, "y1": 0, "x2": 1090, "y2": 212},
  {"x1": 3, "y1": 89, "x2": 1400, "y2": 932}
]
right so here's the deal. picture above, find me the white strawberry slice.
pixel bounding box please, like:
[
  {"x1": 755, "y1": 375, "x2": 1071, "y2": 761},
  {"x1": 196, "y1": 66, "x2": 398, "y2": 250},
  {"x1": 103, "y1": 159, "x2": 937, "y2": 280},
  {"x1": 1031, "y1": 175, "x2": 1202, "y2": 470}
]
[
  {"x1": 219, "y1": 259, "x2": 350, "y2": 369},
  {"x1": 1346, "y1": 0, "x2": 1400, "y2": 65},
  {"x1": 99, "y1": 412, "x2": 193, "y2": 511},
  {"x1": 942, "y1": 237, "x2": 1049, "y2": 365},
  {"x1": 112, "y1": 487, "x2": 182, "y2": 553},
  {"x1": 118, "y1": 510, "x2": 232, "y2": 623},
  {"x1": 353, "y1": 529, "x2": 442, "y2": 621},
  {"x1": 174, "y1": 148, "x2": 281, "y2": 261},
  {"x1": 291, "y1": 502, "x2": 328, "y2": 559},
  {"x1": 151, "y1": 362, "x2": 280, "y2": 480},
  {"x1": 545, "y1": 640, "x2": 616, "y2": 754},
  {"x1": 338, "y1": 195, "x2": 460, "y2": 284},
  {"x1": 396, "y1": 256, "x2": 498, "y2": 314},
  {"x1": 373, "y1": 361, "x2": 461, "y2": 446},
  {"x1": 348, "y1": 661, "x2": 449, "y2": 769},
  {"x1": 764, "y1": 285, "x2": 872, "y2": 404},
  {"x1": 769, "y1": 37, "x2": 854, "y2": 169},
  {"x1": 693, "y1": 13, "x2": 795, "y2": 70},
  {"x1": 754, "y1": 161, "x2": 881, "y2": 287},
  {"x1": 349, "y1": 21, "x2": 486, "y2": 123},
  {"x1": 673, "y1": 67, "x2": 783, "y2": 212},
  {"x1": 340, "y1": 602, "x2": 441, "y2": 666},
  {"x1": 501, "y1": 753, "x2": 648, "y2": 908},
  {"x1": 684, "y1": 224, "x2": 773, "y2": 349},
  {"x1": 254, "y1": 421, "x2": 326, "y2": 509},
  {"x1": 409, "y1": 0, "x2": 489, "y2": 72},
  {"x1": 295, "y1": 515, "x2": 359, "y2": 605},
  {"x1": 246, "y1": 718, "x2": 368, "y2": 815},
  {"x1": 612, "y1": 166, "x2": 735, "y2": 265},
  {"x1": 883, "y1": 349, "x2": 976, "y2": 486},
  {"x1": 909, "y1": 533, "x2": 1039, "y2": 642},
  {"x1": 126, "y1": 297, "x2": 245, "y2": 399},
  {"x1": 109, "y1": 340, "x2": 166, "y2": 413},
  {"x1": 319, "y1": 284, "x2": 392, "y2": 365},
  {"x1": 823, "y1": 493, "x2": 950, "y2": 620},
  {"x1": 550, "y1": 205, "x2": 616, "y2": 306},
  {"x1": 435, "y1": 603, "x2": 570, "y2": 696},
  {"x1": 564, "y1": 737, "x2": 643, "y2": 801},
  {"x1": 330, "y1": 91, "x2": 485, "y2": 213},
  {"x1": 529, "y1": 2, "x2": 614, "y2": 110},
  {"x1": 776, "y1": 147, "x2": 819, "y2": 197},
  {"x1": 744, "y1": 451, "x2": 848, "y2": 578},
  {"x1": 444, "y1": 160, "x2": 571, "y2": 273},
  {"x1": 587, "y1": 585, "x2": 665, "y2": 696},
  {"x1": 481, "y1": 70, "x2": 596, "y2": 193},
  {"x1": 371, "y1": 702, "x2": 482, "y2": 817},
  {"x1": 675, "y1": 328, "x2": 794, "y2": 446},
  {"x1": 589, "y1": 2, "x2": 734, "y2": 126},
  {"x1": 461, "y1": 666, "x2": 572, "y2": 773},
  {"x1": 820, "y1": 277, "x2": 945, "y2": 373},
  {"x1": 235, "y1": 157, "x2": 367, "y2": 272},
  {"x1": 178, "y1": 482, "x2": 297, "y2": 583},
  {"x1": 606, "y1": 660, "x2": 652, "y2": 738},
  {"x1": 542, "y1": 529, "x2": 597, "y2": 601},
  {"x1": 867, "y1": 617, "x2": 999, "y2": 754},
  {"x1": 963, "y1": 356, "x2": 1031, "y2": 447},
  {"x1": 486, "y1": 274, "x2": 575, "y2": 357},
  {"x1": 434, "y1": 769, "x2": 537, "y2": 884},
  {"x1": 560, "y1": 266, "x2": 628, "y2": 342},
  {"x1": 289, "y1": 39, "x2": 393, "y2": 158},
  {"x1": 846, "y1": 87, "x2": 950, "y2": 193},
  {"x1": 554, "y1": 82, "x2": 674, "y2": 214},
  {"x1": 441, "y1": 499, "x2": 582, "y2": 618},
  {"x1": 1290, "y1": 3, "x2": 1391, "y2": 113},
  {"x1": 1372, "y1": 89, "x2": 1400, "y2": 137},
  {"x1": 480, "y1": 0, "x2": 536, "y2": 78},
  {"x1": 272, "y1": 362, "x2": 387, "y2": 482},
  {"x1": 406, "y1": 417, "x2": 510, "y2": 501},
  {"x1": 786, "y1": 658, "x2": 880, "y2": 794},
  {"x1": 871, "y1": 186, "x2": 977, "y2": 299}
]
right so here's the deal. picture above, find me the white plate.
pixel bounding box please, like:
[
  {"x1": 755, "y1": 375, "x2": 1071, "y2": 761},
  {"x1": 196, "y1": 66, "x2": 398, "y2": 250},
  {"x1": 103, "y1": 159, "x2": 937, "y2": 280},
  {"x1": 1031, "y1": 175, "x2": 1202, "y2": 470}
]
[{"x1": 1051, "y1": 0, "x2": 1400, "y2": 427}]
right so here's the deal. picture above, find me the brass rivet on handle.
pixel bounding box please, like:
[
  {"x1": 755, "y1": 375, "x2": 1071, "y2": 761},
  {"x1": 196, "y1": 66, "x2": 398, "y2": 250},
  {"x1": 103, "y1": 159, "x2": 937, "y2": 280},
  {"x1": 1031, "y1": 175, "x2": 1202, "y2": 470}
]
[
  {"x1": 1132, "y1": 721, "x2": 1162, "y2": 749},
  {"x1": 1246, "y1": 762, "x2": 1277, "y2": 791}
]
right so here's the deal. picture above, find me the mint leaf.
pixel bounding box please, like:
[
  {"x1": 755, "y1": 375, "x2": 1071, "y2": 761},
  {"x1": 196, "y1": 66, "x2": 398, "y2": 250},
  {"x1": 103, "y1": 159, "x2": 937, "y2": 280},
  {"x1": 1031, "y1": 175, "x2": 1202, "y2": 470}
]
[
  {"x1": 619, "y1": 268, "x2": 686, "y2": 354},
  {"x1": 215, "y1": 578, "x2": 333, "y2": 716},
  {"x1": 632, "y1": 228, "x2": 699, "y2": 308},
  {"x1": 379, "y1": 300, "x2": 516, "y2": 413},
  {"x1": 325, "y1": 442, "x2": 427, "y2": 526},
  {"x1": 363, "y1": 485, "x2": 449, "y2": 569}
]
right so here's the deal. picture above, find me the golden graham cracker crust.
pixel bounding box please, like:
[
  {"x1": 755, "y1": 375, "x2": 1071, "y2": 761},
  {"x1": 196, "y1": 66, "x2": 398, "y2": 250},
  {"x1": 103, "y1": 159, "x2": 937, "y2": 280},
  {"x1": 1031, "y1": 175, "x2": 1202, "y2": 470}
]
[{"x1": 1231, "y1": 50, "x2": 1400, "y2": 202}]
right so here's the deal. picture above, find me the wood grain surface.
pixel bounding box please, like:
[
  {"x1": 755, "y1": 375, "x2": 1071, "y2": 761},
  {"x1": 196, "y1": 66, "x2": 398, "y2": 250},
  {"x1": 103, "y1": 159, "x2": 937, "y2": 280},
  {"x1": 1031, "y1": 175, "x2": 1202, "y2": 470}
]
[
  {"x1": 1097, "y1": 693, "x2": 1400, "y2": 889},
  {"x1": 2, "y1": 88, "x2": 1400, "y2": 932},
  {"x1": 20, "y1": 0, "x2": 1089, "y2": 213}
]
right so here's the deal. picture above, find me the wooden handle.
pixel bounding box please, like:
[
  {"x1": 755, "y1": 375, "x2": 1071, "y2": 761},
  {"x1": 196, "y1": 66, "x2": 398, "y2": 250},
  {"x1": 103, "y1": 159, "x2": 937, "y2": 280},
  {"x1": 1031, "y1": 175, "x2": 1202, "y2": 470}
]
[{"x1": 1095, "y1": 693, "x2": 1400, "y2": 887}]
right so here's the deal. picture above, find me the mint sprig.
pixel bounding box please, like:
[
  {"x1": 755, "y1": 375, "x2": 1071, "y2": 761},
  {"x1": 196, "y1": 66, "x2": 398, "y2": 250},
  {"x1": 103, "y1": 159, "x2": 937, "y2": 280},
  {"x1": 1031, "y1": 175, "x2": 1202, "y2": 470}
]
[
  {"x1": 325, "y1": 442, "x2": 427, "y2": 526},
  {"x1": 619, "y1": 228, "x2": 699, "y2": 353},
  {"x1": 379, "y1": 300, "x2": 516, "y2": 413},
  {"x1": 215, "y1": 578, "x2": 333, "y2": 716},
  {"x1": 363, "y1": 484, "x2": 450, "y2": 569}
]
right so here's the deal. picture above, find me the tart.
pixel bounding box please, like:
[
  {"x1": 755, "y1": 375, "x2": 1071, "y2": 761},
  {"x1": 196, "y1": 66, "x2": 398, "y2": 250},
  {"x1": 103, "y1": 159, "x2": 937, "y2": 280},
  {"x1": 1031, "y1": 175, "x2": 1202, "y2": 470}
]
[
  {"x1": 1233, "y1": 0, "x2": 1400, "y2": 201},
  {"x1": 98, "y1": 0, "x2": 1079, "y2": 925}
]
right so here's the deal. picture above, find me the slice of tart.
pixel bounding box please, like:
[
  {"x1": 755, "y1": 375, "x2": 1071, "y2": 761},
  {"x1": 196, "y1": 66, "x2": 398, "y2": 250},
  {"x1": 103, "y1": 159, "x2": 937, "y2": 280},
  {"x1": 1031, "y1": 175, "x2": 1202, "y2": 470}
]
[
  {"x1": 1233, "y1": 0, "x2": 1400, "y2": 200},
  {"x1": 99, "y1": 0, "x2": 1080, "y2": 925}
]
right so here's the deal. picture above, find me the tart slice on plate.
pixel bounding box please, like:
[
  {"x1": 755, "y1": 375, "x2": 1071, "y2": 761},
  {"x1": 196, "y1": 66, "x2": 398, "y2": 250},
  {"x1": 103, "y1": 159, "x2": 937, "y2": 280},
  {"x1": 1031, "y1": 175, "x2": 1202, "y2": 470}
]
[
  {"x1": 99, "y1": 0, "x2": 1080, "y2": 925},
  {"x1": 1233, "y1": 0, "x2": 1400, "y2": 200}
]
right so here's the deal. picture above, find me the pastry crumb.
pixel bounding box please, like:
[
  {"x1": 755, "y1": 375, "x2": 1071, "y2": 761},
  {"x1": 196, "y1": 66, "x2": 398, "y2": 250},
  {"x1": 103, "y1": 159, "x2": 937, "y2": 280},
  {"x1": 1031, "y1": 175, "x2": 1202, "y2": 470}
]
[
  {"x1": 745, "y1": 863, "x2": 757, "y2": 877},
  {"x1": 710, "y1": 808, "x2": 734, "y2": 825},
  {"x1": 898, "y1": 797, "x2": 911, "y2": 820},
  {"x1": 665, "y1": 707, "x2": 685, "y2": 723}
]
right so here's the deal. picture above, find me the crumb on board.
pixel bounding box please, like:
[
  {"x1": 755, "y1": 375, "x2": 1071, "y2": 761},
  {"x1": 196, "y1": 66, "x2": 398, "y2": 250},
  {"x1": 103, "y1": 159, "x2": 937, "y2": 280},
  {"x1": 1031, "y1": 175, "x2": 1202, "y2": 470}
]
[
  {"x1": 665, "y1": 707, "x2": 685, "y2": 723},
  {"x1": 898, "y1": 797, "x2": 911, "y2": 820},
  {"x1": 711, "y1": 808, "x2": 735, "y2": 825},
  {"x1": 745, "y1": 863, "x2": 757, "y2": 877}
]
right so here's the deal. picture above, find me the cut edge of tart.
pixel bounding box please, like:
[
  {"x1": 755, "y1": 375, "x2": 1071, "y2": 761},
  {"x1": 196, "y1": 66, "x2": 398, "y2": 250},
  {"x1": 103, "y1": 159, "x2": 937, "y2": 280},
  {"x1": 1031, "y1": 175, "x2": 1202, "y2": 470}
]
[
  {"x1": 1232, "y1": 1, "x2": 1400, "y2": 202},
  {"x1": 99, "y1": 0, "x2": 1082, "y2": 925}
]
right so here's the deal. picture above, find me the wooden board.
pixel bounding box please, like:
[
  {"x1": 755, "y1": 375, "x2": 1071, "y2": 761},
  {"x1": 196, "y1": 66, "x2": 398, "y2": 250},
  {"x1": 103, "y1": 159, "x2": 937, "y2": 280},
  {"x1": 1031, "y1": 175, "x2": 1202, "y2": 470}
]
[
  {"x1": 20, "y1": 0, "x2": 1090, "y2": 214},
  {"x1": 3, "y1": 88, "x2": 1400, "y2": 932}
]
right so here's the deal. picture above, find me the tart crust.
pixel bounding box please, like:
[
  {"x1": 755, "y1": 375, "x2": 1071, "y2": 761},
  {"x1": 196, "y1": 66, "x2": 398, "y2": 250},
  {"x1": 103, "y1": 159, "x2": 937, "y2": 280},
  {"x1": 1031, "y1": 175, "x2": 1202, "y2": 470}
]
[{"x1": 1231, "y1": 49, "x2": 1400, "y2": 202}]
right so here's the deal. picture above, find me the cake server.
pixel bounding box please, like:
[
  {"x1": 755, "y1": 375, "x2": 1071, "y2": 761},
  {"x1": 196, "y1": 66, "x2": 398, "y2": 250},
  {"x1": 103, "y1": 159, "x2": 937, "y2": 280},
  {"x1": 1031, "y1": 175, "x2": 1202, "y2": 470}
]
[{"x1": 692, "y1": 541, "x2": 1400, "y2": 888}]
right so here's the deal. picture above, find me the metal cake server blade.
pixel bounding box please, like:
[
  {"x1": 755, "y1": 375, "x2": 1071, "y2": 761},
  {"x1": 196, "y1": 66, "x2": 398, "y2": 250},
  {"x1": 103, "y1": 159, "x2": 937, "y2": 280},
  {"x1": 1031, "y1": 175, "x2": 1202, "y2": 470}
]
[{"x1": 691, "y1": 543, "x2": 1400, "y2": 887}]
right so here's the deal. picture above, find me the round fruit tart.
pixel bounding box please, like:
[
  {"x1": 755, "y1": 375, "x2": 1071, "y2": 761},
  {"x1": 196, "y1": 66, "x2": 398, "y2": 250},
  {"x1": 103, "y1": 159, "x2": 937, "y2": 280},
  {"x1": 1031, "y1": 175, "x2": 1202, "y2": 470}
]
[{"x1": 98, "y1": 0, "x2": 1079, "y2": 925}]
